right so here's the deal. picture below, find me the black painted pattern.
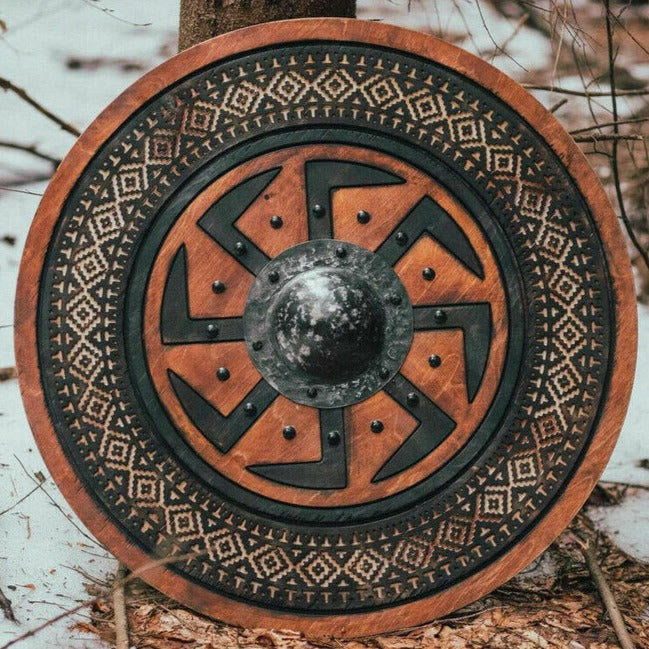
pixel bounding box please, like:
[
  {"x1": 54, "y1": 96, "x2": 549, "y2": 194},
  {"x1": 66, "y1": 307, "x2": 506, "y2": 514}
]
[{"x1": 38, "y1": 42, "x2": 611, "y2": 613}]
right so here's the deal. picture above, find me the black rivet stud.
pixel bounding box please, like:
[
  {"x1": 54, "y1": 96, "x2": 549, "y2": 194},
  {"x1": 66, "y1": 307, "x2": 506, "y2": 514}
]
[
  {"x1": 283, "y1": 425, "x2": 296, "y2": 440},
  {"x1": 306, "y1": 386, "x2": 318, "y2": 399},
  {"x1": 252, "y1": 340, "x2": 263, "y2": 351},
  {"x1": 395, "y1": 231, "x2": 408, "y2": 245},
  {"x1": 270, "y1": 215, "x2": 283, "y2": 229},
  {"x1": 428, "y1": 354, "x2": 442, "y2": 368},
  {"x1": 312, "y1": 204, "x2": 326, "y2": 218},
  {"x1": 217, "y1": 367, "x2": 230, "y2": 381},
  {"x1": 206, "y1": 324, "x2": 219, "y2": 339},
  {"x1": 422, "y1": 267, "x2": 436, "y2": 281},
  {"x1": 268, "y1": 270, "x2": 280, "y2": 284},
  {"x1": 212, "y1": 280, "x2": 226, "y2": 294},
  {"x1": 389, "y1": 293, "x2": 402, "y2": 306},
  {"x1": 335, "y1": 246, "x2": 347, "y2": 258},
  {"x1": 327, "y1": 430, "x2": 341, "y2": 446},
  {"x1": 234, "y1": 241, "x2": 247, "y2": 256},
  {"x1": 370, "y1": 420, "x2": 384, "y2": 433},
  {"x1": 357, "y1": 210, "x2": 371, "y2": 224},
  {"x1": 434, "y1": 309, "x2": 447, "y2": 324},
  {"x1": 244, "y1": 402, "x2": 257, "y2": 416},
  {"x1": 407, "y1": 392, "x2": 419, "y2": 407},
  {"x1": 379, "y1": 366, "x2": 390, "y2": 379}
]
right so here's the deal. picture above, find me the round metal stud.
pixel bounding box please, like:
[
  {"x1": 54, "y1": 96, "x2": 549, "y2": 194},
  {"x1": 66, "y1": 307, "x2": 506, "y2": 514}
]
[
  {"x1": 312, "y1": 204, "x2": 326, "y2": 218},
  {"x1": 252, "y1": 340, "x2": 263, "y2": 351},
  {"x1": 234, "y1": 241, "x2": 247, "y2": 255},
  {"x1": 327, "y1": 430, "x2": 341, "y2": 446},
  {"x1": 395, "y1": 231, "x2": 408, "y2": 245},
  {"x1": 379, "y1": 366, "x2": 390, "y2": 379},
  {"x1": 428, "y1": 354, "x2": 442, "y2": 368},
  {"x1": 206, "y1": 324, "x2": 219, "y2": 339},
  {"x1": 406, "y1": 392, "x2": 419, "y2": 407},
  {"x1": 282, "y1": 425, "x2": 296, "y2": 440},
  {"x1": 434, "y1": 309, "x2": 447, "y2": 324},
  {"x1": 216, "y1": 367, "x2": 230, "y2": 381},
  {"x1": 306, "y1": 387, "x2": 318, "y2": 399},
  {"x1": 370, "y1": 420, "x2": 384, "y2": 433},
  {"x1": 270, "y1": 215, "x2": 283, "y2": 229},
  {"x1": 244, "y1": 402, "x2": 257, "y2": 416},
  {"x1": 357, "y1": 210, "x2": 371, "y2": 224},
  {"x1": 268, "y1": 270, "x2": 280, "y2": 284},
  {"x1": 335, "y1": 246, "x2": 347, "y2": 258},
  {"x1": 212, "y1": 280, "x2": 226, "y2": 294},
  {"x1": 422, "y1": 267, "x2": 436, "y2": 281}
]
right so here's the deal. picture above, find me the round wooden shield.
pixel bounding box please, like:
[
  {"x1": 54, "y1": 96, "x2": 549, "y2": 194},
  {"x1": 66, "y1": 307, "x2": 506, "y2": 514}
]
[{"x1": 15, "y1": 19, "x2": 637, "y2": 636}]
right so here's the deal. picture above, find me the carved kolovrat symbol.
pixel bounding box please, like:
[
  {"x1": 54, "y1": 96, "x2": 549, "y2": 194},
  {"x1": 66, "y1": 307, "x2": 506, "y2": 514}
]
[
  {"x1": 141, "y1": 144, "x2": 512, "y2": 505},
  {"x1": 15, "y1": 20, "x2": 636, "y2": 636}
]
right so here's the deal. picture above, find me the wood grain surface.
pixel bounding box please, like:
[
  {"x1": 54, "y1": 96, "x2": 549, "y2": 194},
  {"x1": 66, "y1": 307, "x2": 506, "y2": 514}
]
[{"x1": 14, "y1": 18, "x2": 637, "y2": 637}]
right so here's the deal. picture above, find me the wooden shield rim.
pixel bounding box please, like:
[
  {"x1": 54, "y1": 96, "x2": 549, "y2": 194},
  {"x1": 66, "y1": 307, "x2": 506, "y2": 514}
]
[{"x1": 15, "y1": 18, "x2": 637, "y2": 636}]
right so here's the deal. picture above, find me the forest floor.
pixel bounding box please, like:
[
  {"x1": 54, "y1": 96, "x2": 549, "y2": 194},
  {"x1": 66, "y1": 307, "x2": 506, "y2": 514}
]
[{"x1": 1, "y1": 1, "x2": 648, "y2": 647}]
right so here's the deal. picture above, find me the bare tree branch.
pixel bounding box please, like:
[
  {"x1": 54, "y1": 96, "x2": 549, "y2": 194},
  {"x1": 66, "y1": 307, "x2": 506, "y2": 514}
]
[
  {"x1": 524, "y1": 84, "x2": 649, "y2": 97},
  {"x1": 0, "y1": 77, "x2": 80, "y2": 137},
  {"x1": 580, "y1": 537, "x2": 637, "y2": 649},
  {"x1": 0, "y1": 186, "x2": 43, "y2": 197},
  {"x1": 0, "y1": 587, "x2": 17, "y2": 623},
  {"x1": 573, "y1": 133, "x2": 644, "y2": 143},
  {"x1": 0, "y1": 140, "x2": 61, "y2": 167},
  {"x1": 78, "y1": 0, "x2": 152, "y2": 27},
  {"x1": 113, "y1": 565, "x2": 130, "y2": 649},
  {"x1": 570, "y1": 116, "x2": 649, "y2": 135},
  {"x1": 603, "y1": 0, "x2": 649, "y2": 275}
]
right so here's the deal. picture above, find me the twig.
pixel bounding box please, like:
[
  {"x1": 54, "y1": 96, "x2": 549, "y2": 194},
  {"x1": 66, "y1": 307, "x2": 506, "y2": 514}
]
[
  {"x1": 599, "y1": 480, "x2": 649, "y2": 491},
  {"x1": 0, "y1": 548, "x2": 212, "y2": 649},
  {"x1": 13, "y1": 454, "x2": 105, "y2": 549},
  {"x1": 523, "y1": 84, "x2": 649, "y2": 97},
  {"x1": 581, "y1": 539, "x2": 636, "y2": 649},
  {"x1": 0, "y1": 586, "x2": 17, "y2": 623},
  {"x1": 113, "y1": 564, "x2": 129, "y2": 649},
  {"x1": 474, "y1": 0, "x2": 527, "y2": 71},
  {"x1": 0, "y1": 77, "x2": 80, "y2": 137},
  {"x1": 570, "y1": 116, "x2": 649, "y2": 135},
  {"x1": 0, "y1": 186, "x2": 44, "y2": 197},
  {"x1": 0, "y1": 599, "x2": 91, "y2": 648},
  {"x1": 0, "y1": 140, "x2": 61, "y2": 167},
  {"x1": 79, "y1": 0, "x2": 152, "y2": 27},
  {"x1": 0, "y1": 366, "x2": 17, "y2": 381},
  {"x1": 603, "y1": 0, "x2": 649, "y2": 275},
  {"x1": 573, "y1": 133, "x2": 643, "y2": 143},
  {"x1": 550, "y1": 98, "x2": 568, "y2": 113},
  {"x1": 0, "y1": 483, "x2": 42, "y2": 516},
  {"x1": 490, "y1": 13, "x2": 529, "y2": 62}
]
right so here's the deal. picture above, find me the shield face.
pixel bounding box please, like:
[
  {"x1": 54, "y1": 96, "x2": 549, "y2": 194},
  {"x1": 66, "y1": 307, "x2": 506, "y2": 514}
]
[{"x1": 16, "y1": 20, "x2": 636, "y2": 636}]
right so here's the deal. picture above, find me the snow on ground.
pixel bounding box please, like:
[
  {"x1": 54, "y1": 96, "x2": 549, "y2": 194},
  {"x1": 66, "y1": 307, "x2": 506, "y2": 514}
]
[
  {"x1": 0, "y1": 1, "x2": 647, "y2": 647},
  {"x1": 1, "y1": 2, "x2": 177, "y2": 647}
]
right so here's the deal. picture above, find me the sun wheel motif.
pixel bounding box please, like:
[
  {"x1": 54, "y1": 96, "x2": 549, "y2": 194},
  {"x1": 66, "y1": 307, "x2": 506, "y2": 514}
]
[{"x1": 144, "y1": 143, "x2": 510, "y2": 507}]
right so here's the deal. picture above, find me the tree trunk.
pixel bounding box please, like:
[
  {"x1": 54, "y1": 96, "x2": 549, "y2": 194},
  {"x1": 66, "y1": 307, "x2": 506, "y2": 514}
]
[{"x1": 179, "y1": 0, "x2": 356, "y2": 51}]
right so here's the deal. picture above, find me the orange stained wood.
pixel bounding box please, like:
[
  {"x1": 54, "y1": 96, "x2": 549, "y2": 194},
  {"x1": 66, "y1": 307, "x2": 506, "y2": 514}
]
[
  {"x1": 142, "y1": 141, "x2": 509, "y2": 507},
  {"x1": 142, "y1": 142, "x2": 508, "y2": 507},
  {"x1": 148, "y1": 342, "x2": 260, "y2": 417},
  {"x1": 15, "y1": 19, "x2": 636, "y2": 637}
]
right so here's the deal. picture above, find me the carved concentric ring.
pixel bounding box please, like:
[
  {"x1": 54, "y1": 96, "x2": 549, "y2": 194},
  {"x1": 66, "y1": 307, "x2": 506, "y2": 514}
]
[
  {"x1": 136, "y1": 139, "x2": 515, "y2": 512},
  {"x1": 15, "y1": 20, "x2": 636, "y2": 636}
]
